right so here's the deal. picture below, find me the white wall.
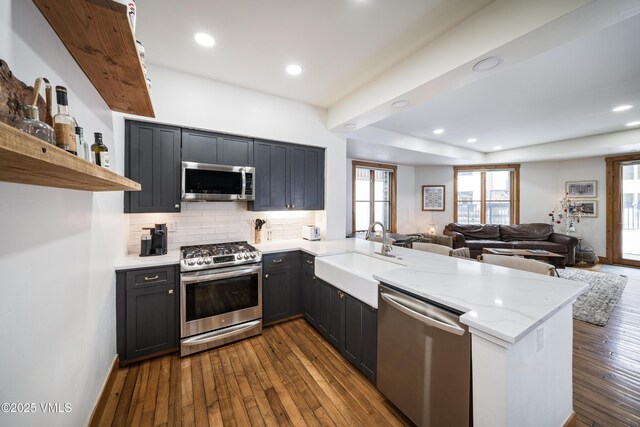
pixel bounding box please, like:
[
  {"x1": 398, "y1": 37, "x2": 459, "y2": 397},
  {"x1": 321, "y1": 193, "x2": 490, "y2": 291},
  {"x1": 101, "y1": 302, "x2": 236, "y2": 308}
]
[
  {"x1": 409, "y1": 157, "x2": 607, "y2": 254},
  {"x1": 0, "y1": 2, "x2": 125, "y2": 426},
  {"x1": 116, "y1": 64, "x2": 347, "y2": 240}
]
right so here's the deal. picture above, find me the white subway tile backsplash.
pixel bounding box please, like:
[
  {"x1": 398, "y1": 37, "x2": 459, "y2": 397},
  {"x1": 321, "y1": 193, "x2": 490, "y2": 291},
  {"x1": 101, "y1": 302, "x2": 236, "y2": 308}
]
[{"x1": 126, "y1": 202, "x2": 318, "y2": 254}]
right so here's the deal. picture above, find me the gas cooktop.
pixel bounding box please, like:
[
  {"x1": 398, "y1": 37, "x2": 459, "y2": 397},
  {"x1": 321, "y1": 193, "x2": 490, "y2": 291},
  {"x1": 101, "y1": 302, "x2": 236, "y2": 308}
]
[{"x1": 180, "y1": 241, "x2": 261, "y2": 272}]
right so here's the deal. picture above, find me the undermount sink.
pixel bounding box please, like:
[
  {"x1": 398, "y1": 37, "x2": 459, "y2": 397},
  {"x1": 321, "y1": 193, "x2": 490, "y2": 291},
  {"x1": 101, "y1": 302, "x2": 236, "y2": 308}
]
[{"x1": 314, "y1": 252, "x2": 405, "y2": 308}]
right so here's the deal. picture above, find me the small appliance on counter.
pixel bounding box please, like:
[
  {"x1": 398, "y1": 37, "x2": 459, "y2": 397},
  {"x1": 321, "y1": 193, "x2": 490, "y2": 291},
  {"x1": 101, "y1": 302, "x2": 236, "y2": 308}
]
[
  {"x1": 140, "y1": 223, "x2": 168, "y2": 256},
  {"x1": 301, "y1": 225, "x2": 321, "y2": 241}
]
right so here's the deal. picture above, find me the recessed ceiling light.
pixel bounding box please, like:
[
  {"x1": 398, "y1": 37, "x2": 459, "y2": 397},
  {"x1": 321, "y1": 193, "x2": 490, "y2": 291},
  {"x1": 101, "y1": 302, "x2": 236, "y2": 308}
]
[
  {"x1": 344, "y1": 123, "x2": 357, "y2": 130},
  {"x1": 194, "y1": 32, "x2": 215, "y2": 47},
  {"x1": 493, "y1": 145, "x2": 502, "y2": 150},
  {"x1": 473, "y1": 56, "x2": 503, "y2": 72},
  {"x1": 467, "y1": 138, "x2": 477, "y2": 143},
  {"x1": 627, "y1": 121, "x2": 640, "y2": 127},
  {"x1": 286, "y1": 64, "x2": 302, "y2": 76},
  {"x1": 613, "y1": 105, "x2": 633, "y2": 112},
  {"x1": 391, "y1": 100, "x2": 409, "y2": 109},
  {"x1": 433, "y1": 128, "x2": 444, "y2": 135}
]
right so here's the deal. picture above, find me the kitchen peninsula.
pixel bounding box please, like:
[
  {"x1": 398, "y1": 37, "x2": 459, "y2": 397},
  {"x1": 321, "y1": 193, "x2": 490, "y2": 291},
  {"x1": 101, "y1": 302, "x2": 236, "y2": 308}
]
[{"x1": 116, "y1": 237, "x2": 587, "y2": 427}]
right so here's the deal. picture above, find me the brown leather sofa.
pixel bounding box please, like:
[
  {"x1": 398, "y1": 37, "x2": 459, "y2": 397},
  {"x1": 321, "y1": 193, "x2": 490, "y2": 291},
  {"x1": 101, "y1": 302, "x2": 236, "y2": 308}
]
[{"x1": 443, "y1": 223, "x2": 579, "y2": 266}]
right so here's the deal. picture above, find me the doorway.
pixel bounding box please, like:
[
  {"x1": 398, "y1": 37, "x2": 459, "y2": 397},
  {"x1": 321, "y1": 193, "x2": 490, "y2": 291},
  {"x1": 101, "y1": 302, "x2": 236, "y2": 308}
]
[{"x1": 607, "y1": 154, "x2": 640, "y2": 267}]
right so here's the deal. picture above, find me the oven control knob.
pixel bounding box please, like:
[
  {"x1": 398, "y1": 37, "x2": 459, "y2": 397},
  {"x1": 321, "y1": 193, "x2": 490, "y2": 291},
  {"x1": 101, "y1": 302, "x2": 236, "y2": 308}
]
[
  {"x1": 196, "y1": 258, "x2": 204, "y2": 265},
  {"x1": 236, "y1": 254, "x2": 243, "y2": 260},
  {"x1": 250, "y1": 252, "x2": 256, "y2": 259},
  {"x1": 204, "y1": 257, "x2": 212, "y2": 264},
  {"x1": 243, "y1": 254, "x2": 249, "y2": 260},
  {"x1": 187, "y1": 259, "x2": 196, "y2": 266}
]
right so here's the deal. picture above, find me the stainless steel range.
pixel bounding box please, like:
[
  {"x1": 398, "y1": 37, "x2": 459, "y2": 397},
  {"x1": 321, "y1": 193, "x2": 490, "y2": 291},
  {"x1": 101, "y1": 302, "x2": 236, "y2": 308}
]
[{"x1": 179, "y1": 241, "x2": 262, "y2": 356}]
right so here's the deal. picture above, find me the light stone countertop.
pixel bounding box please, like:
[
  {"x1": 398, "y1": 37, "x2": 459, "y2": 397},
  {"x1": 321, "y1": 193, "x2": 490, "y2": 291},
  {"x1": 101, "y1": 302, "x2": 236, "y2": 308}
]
[{"x1": 114, "y1": 238, "x2": 587, "y2": 344}]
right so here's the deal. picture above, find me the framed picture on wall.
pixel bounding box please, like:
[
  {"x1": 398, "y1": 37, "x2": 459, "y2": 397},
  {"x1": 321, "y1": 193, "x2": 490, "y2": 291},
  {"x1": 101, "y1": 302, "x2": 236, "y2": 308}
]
[
  {"x1": 566, "y1": 180, "x2": 597, "y2": 198},
  {"x1": 422, "y1": 185, "x2": 445, "y2": 211},
  {"x1": 569, "y1": 200, "x2": 597, "y2": 217}
]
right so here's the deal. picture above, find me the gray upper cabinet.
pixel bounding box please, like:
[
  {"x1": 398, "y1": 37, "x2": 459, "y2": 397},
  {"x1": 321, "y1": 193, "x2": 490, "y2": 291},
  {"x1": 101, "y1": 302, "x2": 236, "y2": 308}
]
[
  {"x1": 182, "y1": 129, "x2": 253, "y2": 166},
  {"x1": 250, "y1": 140, "x2": 324, "y2": 211},
  {"x1": 125, "y1": 120, "x2": 181, "y2": 213},
  {"x1": 181, "y1": 129, "x2": 218, "y2": 164}
]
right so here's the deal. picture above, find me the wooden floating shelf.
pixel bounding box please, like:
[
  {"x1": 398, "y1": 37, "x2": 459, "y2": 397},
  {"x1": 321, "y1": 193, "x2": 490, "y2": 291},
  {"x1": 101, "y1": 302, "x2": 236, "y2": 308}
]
[
  {"x1": 0, "y1": 122, "x2": 141, "y2": 192},
  {"x1": 33, "y1": 0, "x2": 155, "y2": 118}
]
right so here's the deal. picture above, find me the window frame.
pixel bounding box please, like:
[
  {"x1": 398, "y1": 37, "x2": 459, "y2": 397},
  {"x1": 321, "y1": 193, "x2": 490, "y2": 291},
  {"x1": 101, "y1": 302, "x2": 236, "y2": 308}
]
[
  {"x1": 352, "y1": 160, "x2": 397, "y2": 233},
  {"x1": 453, "y1": 164, "x2": 520, "y2": 224}
]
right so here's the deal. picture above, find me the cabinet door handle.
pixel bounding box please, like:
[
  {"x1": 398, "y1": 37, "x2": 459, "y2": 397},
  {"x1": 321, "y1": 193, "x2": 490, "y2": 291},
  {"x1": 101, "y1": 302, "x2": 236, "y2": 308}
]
[
  {"x1": 272, "y1": 258, "x2": 283, "y2": 264},
  {"x1": 306, "y1": 259, "x2": 314, "y2": 265},
  {"x1": 144, "y1": 275, "x2": 159, "y2": 281},
  {"x1": 265, "y1": 274, "x2": 270, "y2": 279},
  {"x1": 174, "y1": 204, "x2": 179, "y2": 209},
  {"x1": 291, "y1": 204, "x2": 295, "y2": 208},
  {"x1": 338, "y1": 291, "x2": 345, "y2": 299},
  {"x1": 313, "y1": 276, "x2": 316, "y2": 280},
  {"x1": 168, "y1": 289, "x2": 174, "y2": 295}
]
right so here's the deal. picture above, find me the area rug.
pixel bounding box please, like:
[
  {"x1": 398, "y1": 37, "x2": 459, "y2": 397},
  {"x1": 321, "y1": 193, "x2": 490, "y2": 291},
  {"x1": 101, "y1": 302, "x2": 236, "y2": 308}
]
[{"x1": 558, "y1": 268, "x2": 627, "y2": 326}]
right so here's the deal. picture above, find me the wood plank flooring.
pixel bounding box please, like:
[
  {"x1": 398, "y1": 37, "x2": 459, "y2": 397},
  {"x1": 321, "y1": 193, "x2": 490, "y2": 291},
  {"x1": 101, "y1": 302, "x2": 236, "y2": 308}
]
[
  {"x1": 573, "y1": 265, "x2": 640, "y2": 427},
  {"x1": 97, "y1": 318, "x2": 411, "y2": 427},
  {"x1": 98, "y1": 265, "x2": 640, "y2": 427}
]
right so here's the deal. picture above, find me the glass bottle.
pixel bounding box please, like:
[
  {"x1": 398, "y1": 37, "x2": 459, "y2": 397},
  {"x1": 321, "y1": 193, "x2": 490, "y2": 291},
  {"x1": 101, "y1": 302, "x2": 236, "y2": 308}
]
[
  {"x1": 53, "y1": 86, "x2": 77, "y2": 155},
  {"x1": 91, "y1": 132, "x2": 110, "y2": 168},
  {"x1": 15, "y1": 105, "x2": 56, "y2": 145},
  {"x1": 75, "y1": 127, "x2": 91, "y2": 161}
]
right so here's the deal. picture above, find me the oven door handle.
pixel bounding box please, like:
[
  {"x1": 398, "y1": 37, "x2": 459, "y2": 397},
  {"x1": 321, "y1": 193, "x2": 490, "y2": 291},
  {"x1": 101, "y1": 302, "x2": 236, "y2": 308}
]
[{"x1": 181, "y1": 267, "x2": 261, "y2": 285}]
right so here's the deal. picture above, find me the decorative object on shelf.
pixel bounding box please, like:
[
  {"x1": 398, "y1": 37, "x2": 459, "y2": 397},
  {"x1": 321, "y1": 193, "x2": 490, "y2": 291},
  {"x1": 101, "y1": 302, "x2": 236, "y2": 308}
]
[
  {"x1": 135, "y1": 40, "x2": 147, "y2": 77},
  {"x1": 253, "y1": 218, "x2": 267, "y2": 243},
  {"x1": 14, "y1": 105, "x2": 56, "y2": 145},
  {"x1": 566, "y1": 180, "x2": 597, "y2": 198},
  {"x1": 426, "y1": 224, "x2": 437, "y2": 236},
  {"x1": 75, "y1": 127, "x2": 91, "y2": 162},
  {"x1": 422, "y1": 185, "x2": 445, "y2": 211},
  {"x1": 0, "y1": 59, "x2": 47, "y2": 127},
  {"x1": 53, "y1": 86, "x2": 77, "y2": 155},
  {"x1": 91, "y1": 132, "x2": 110, "y2": 168}
]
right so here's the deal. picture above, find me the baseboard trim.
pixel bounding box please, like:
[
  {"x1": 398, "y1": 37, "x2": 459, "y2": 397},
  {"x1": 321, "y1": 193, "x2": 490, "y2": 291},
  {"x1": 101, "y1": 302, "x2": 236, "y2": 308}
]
[
  {"x1": 87, "y1": 354, "x2": 119, "y2": 427},
  {"x1": 599, "y1": 256, "x2": 610, "y2": 264},
  {"x1": 562, "y1": 410, "x2": 577, "y2": 427}
]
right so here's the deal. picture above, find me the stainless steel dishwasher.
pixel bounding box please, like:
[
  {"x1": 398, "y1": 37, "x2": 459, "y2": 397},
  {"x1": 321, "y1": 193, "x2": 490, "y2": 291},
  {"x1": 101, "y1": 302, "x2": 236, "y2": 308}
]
[{"x1": 377, "y1": 285, "x2": 471, "y2": 427}]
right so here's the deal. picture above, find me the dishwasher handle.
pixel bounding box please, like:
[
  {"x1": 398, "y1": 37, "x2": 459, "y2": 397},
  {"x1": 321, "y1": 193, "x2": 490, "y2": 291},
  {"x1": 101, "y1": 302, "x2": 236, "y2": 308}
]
[{"x1": 380, "y1": 291, "x2": 465, "y2": 336}]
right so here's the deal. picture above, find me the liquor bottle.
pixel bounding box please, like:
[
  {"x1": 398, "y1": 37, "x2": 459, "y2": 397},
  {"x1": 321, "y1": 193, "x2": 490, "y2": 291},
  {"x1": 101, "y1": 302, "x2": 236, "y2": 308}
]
[
  {"x1": 75, "y1": 127, "x2": 91, "y2": 161},
  {"x1": 91, "y1": 132, "x2": 110, "y2": 168},
  {"x1": 53, "y1": 86, "x2": 77, "y2": 155}
]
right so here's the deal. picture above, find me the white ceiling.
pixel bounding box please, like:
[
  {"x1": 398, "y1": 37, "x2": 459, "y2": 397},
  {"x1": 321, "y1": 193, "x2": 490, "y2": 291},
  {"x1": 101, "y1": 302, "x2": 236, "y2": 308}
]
[
  {"x1": 372, "y1": 12, "x2": 640, "y2": 153},
  {"x1": 135, "y1": 0, "x2": 493, "y2": 108}
]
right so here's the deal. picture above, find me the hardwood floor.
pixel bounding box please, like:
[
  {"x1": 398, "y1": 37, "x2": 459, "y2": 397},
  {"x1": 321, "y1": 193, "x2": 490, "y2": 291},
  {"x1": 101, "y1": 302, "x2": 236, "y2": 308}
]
[
  {"x1": 98, "y1": 265, "x2": 640, "y2": 427},
  {"x1": 573, "y1": 265, "x2": 640, "y2": 427},
  {"x1": 97, "y1": 318, "x2": 411, "y2": 427}
]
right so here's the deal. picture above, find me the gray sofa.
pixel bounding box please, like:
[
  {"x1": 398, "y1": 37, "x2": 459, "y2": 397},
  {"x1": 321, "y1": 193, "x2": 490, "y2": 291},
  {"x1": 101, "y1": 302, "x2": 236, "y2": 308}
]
[{"x1": 443, "y1": 223, "x2": 579, "y2": 266}]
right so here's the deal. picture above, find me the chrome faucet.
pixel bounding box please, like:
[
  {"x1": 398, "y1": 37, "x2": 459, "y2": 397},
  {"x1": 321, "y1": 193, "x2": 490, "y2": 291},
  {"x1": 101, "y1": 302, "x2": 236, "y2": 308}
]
[{"x1": 365, "y1": 221, "x2": 394, "y2": 257}]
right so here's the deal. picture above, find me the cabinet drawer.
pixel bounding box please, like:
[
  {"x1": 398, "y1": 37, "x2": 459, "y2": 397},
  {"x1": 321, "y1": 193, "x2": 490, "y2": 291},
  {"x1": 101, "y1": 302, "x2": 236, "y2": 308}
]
[
  {"x1": 125, "y1": 266, "x2": 176, "y2": 289},
  {"x1": 263, "y1": 252, "x2": 293, "y2": 270}
]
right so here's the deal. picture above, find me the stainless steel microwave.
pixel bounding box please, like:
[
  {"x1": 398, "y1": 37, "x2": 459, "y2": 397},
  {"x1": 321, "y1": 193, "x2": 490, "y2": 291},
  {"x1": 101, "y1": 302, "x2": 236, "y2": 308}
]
[{"x1": 181, "y1": 162, "x2": 255, "y2": 202}]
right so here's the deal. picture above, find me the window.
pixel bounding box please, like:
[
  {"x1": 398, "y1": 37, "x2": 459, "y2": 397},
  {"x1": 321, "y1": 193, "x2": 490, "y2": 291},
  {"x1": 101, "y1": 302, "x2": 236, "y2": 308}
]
[
  {"x1": 352, "y1": 161, "x2": 397, "y2": 232},
  {"x1": 454, "y1": 165, "x2": 520, "y2": 225}
]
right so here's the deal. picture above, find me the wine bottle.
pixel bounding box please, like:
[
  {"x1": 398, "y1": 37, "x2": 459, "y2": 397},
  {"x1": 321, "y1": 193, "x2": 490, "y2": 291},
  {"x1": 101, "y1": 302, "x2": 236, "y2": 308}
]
[
  {"x1": 53, "y1": 86, "x2": 77, "y2": 155},
  {"x1": 91, "y1": 132, "x2": 110, "y2": 168}
]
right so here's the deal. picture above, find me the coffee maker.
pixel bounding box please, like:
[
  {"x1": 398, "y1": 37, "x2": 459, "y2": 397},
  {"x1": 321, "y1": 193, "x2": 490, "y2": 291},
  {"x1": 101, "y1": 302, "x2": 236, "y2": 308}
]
[{"x1": 140, "y1": 223, "x2": 168, "y2": 256}]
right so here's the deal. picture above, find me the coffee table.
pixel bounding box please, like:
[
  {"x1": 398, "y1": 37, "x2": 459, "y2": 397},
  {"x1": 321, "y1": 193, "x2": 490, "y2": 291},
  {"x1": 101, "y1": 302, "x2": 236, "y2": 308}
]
[{"x1": 482, "y1": 248, "x2": 566, "y2": 269}]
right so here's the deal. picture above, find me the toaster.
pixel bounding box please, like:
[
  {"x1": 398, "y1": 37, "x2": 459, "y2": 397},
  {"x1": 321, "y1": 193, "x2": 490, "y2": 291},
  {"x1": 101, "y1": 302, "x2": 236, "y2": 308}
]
[{"x1": 301, "y1": 225, "x2": 321, "y2": 241}]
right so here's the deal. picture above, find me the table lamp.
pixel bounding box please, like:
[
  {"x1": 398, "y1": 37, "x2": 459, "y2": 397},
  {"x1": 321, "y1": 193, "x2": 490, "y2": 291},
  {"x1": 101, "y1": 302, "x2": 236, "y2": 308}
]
[{"x1": 427, "y1": 224, "x2": 437, "y2": 236}]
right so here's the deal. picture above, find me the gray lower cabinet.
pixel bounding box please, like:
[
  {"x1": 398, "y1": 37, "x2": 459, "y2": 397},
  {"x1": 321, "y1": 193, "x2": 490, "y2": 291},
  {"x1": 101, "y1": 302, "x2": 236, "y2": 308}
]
[
  {"x1": 250, "y1": 140, "x2": 324, "y2": 211},
  {"x1": 343, "y1": 293, "x2": 378, "y2": 382},
  {"x1": 182, "y1": 128, "x2": 254, "y2": 166},
  {"x1": 125, "y1": 121, "x2": 182, "y2": 213},
  {"x1": 301, "y1": 253, "x2": 377, "y2": 382},
  {"x1": 263, "y1": 252, "x2": 300, "y2": 325},
  {"x1": 116, "y1": 265, "x2": 179, "y2": 365}
]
